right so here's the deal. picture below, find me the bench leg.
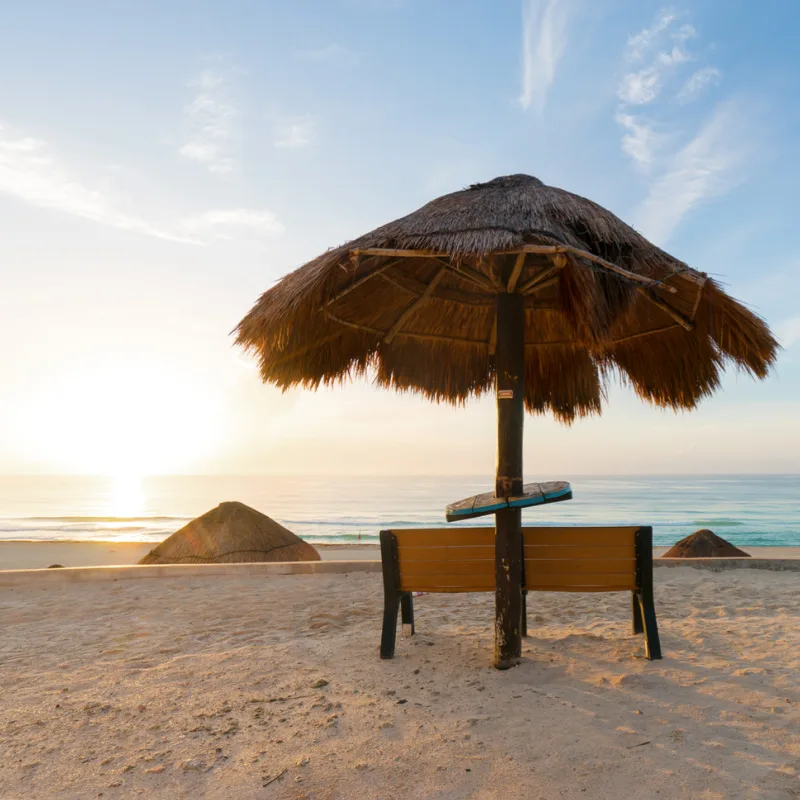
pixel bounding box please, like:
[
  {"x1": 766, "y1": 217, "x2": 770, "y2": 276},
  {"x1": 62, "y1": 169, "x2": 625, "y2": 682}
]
[
  {"x1": 521, "y1": 590, "x2": 528, "y2": 637},
  {"x1": 380, "y1": 530, "x2": 403, "y2": 659},
  {"x1": 632, "y1": 591, "x2": 644, "y2": 635},
  {"x1": 381, "y1": 596, "x2": 400, "y2": 659},
  {"x1": 635, "y1": 592, "x2": 662, "y2": 660},
  {"x1": 633, "y1": 528, "x2": 662, "y2": 660},
  {"x1": 400, "y1": 592, "x2": 415, "y2": 635}
]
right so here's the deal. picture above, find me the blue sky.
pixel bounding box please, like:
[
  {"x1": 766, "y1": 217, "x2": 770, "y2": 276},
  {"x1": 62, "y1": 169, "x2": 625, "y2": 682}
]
[{"x1": 1, "y1": 0, "x2": 799, "y2": 476}]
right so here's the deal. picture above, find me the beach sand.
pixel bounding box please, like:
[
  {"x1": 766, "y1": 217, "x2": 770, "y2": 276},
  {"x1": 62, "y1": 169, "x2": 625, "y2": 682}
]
[
  {"x1": 1, "y1": 567, "x2": 798, "y2": 799},
  {"x1": 0, "y1": 540, "x2": 798, "y2": 570}
]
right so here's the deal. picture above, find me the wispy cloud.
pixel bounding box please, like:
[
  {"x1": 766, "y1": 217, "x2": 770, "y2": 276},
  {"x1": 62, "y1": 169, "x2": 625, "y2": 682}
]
[
  {"x1": 0, "y1": 121, "x2": 283, "y2": 245},
  {"x1": 0, "y1": 122, "x2": 195, "y2": 243},
  {"x1": 615, "y1": 113, "x2": 666, "y2": 170},
  {"x1": 273, "y1": 115, "x2": 315, "y2": 149},
  {"x1": 615, "y1": 7, "x2": 725, "y2": 189},
  {"x1": 632, "y1": 100, "x2": 752, "y2": 245},
  {"x1": 673, "y1": 23, "x2": 697, "y2": 43},
  {"x1": 295, "y1": 43, "x2": 360, "y2": 66},
  {"x1": 616, "y1": 11, "x2": 749, "y2": 247},
  {"x1": 617, "y1": 10, "x2": 696, "y2": 106},
  {"x1": 179, "y1": 68, "x2": 238, "y2": 175},
  {"x1": 625, "y1": 8, "x2": 680, "y2": 61},
  {"x1": 656, "y1": 45, "x2": 692, "y2": 67},
  {"x1": 181, "y1": 209, "x2": 284, "y2": 238},
  {"x1": 678, "y1": 66, "x2": 722, "y2": 103},
  {"x1": 618, "y1": 66, "x2": 663, "y2": 105},
  {"x1": 518, "y1": 0, "x2": 573, "y2": 112}
]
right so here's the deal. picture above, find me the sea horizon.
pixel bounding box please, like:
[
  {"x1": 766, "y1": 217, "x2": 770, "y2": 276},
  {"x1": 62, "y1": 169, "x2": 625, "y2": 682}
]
[{"x1": 1, "y1": 473, "x2": 797, "y2": 548}]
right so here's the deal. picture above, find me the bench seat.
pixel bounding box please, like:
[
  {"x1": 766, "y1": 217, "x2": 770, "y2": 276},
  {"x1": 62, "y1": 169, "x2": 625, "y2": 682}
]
[{"x1": 379, "y1": 526, "x2": 662, "y2": 661}]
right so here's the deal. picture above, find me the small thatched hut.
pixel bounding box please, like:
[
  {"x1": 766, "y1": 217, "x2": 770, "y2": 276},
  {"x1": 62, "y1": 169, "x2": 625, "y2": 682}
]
[
  {"x1": 663, "y1": 529, "x2": 750, "y2": 558},
  {"x1": 139, "y1": 502, "x2": 320, "y2": 564}
]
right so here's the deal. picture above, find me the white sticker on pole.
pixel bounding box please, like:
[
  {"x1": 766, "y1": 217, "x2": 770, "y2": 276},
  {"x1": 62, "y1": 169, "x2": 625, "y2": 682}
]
[{"x1": 498, "y1": 390, "x2": 514, "y2": 399}]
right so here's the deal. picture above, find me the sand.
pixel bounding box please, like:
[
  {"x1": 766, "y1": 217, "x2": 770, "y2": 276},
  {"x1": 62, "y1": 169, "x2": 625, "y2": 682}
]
[
  {"x1": 1, "y1": 540, "x2": 798, "y2": 571},
  {"x1": 1, "y1": 568, "x2": 798, "y2": 799}
]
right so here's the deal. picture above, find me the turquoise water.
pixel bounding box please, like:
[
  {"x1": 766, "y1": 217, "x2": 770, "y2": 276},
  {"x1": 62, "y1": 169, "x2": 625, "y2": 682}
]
[{"x1": 0, "y1": 475, "x2": 797, "y2": 547}]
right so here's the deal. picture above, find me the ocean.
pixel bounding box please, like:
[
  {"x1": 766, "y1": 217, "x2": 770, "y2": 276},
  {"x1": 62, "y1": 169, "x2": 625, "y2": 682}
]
[{"x1": 0, "y1": 475, "x2": 797, "y2": 548}]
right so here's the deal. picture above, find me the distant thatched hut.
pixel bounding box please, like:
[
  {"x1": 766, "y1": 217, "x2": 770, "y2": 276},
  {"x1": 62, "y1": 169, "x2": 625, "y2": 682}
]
[
  {"x1": 663, "y1": 529, "x2": 750, "y2": 558},
  {"x1": 139, "y1": 502, "x2": 320, "y2": 564}
]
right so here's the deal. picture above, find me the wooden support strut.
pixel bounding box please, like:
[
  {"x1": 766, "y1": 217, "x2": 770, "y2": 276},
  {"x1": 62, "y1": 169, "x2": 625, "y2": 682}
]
[
  {"x1": 322, "y1": 310, "x2": 489, "y2": 346},
  {"x1": 513, "y1": 246, "x2": 679, "y2": 294},
  {"x1": 521, "y1": 274, "x2": 560, "y2": 297},
  {"x1": 341, "y1": 248, "x2": 704, "y2": 332},
  {"x1": 434, "y1": 259, "x2": 497, "y2": 293},
  {"x1": 635, "y1": 288, "x2": 694, "y2": 331},
  {"x1": 380, "y1": 270, "x2": 495, "y2": 306},
  {"x1": 323, "y1": 310, "x2": 689, "y2": 349},
  {"x1": 384, "y1": 268, "x2": 447, "y2": 344},
  {"x1": 689, "y1": 276, "x2": 708, "y2": 321},
  {"x1": 352, "y1": 246, "x2": 683, "y2": 294},
  {"x1": 506, "y1": 252, "x2": 527, "y2": 293},
  {"x1": 324, "y1": 257, "x2": 405, "y2": 307},
  {"x1": 518, "y1": 254, "x2": 567, "y2": 295},
  {"x1": 494, "y1": 291, "x2": 525, "y2": 670}
]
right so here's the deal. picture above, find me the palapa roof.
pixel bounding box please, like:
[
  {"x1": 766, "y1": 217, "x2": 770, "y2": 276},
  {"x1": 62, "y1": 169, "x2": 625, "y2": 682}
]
[
  {"x1": 236, "y1": 174, "x2": 777, "y2": 422},
  {"x1": 139, "y1": 501, "x2": 320, "y2": 564},
  {"x1": 662, "y1": 529, "x2": 750, "y2": 558}
]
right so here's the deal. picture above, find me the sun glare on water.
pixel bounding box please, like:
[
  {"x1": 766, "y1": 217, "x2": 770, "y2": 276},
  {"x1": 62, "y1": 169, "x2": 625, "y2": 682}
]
[{"x1": 109, "y1": 473, "x2": 145, "y2": 518}]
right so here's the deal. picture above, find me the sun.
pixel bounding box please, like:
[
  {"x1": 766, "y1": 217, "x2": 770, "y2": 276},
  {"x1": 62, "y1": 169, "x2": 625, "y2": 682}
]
[{"x1": 15, "y1": 362, "x2": 226, "y2": 475}]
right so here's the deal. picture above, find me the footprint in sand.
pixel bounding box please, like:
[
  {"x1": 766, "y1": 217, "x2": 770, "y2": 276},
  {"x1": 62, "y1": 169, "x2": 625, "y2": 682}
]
[{"x1": 309, "y1": 613, "x2": 347, "y2": 630}]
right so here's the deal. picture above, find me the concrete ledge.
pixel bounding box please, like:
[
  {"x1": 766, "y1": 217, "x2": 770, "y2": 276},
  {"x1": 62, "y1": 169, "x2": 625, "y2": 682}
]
[
  {"x1": 1, "y1": 556, "x2": 798, "y2": 588},
  {"x1": 656, "y1": 557, "x2": 800, "y2": 572},
  {"x1": 0, "y1": 560, "x2": 382, "y2": 587}
]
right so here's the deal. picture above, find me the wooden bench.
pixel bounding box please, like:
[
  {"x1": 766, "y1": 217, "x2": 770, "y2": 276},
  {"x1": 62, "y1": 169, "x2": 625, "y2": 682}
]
[{"x1": 379, "y1": 526, "x2": 662, "y2": 661}]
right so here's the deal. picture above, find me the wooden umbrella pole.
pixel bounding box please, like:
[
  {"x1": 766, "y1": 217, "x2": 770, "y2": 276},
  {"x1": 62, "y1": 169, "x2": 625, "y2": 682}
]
[{"x1": 494, "y1": 291, "x2": 525, "y2": 669}]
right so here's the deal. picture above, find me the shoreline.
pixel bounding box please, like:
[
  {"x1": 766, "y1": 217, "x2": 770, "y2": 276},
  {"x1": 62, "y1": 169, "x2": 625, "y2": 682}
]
[{"x1": 0, "y1": 539, "x2": 798, "y2": 571}]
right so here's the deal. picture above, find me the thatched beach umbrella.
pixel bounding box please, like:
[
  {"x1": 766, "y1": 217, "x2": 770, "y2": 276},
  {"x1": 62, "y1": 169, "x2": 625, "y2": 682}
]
[
  {"x1": 663, "y1": 529, "x2": 750, "y2": 558},
  {"x1": 139, "y1": 501, "x2": 320, "y2": 564},
  {"x1": 236, "y1": 174, "x2": 777, "y2": 668}
]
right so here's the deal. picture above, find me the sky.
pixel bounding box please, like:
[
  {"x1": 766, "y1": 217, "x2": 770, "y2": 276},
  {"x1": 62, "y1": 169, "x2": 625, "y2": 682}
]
[{"x1": 1, "y1": 0, "x2": 799, "y2": 477}]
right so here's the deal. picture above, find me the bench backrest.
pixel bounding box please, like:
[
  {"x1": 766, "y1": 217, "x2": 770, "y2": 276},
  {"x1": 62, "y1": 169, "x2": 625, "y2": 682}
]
[{"x1": 382, "y1": 526, "x2": 651, "y2": 593}]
